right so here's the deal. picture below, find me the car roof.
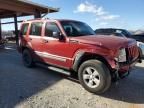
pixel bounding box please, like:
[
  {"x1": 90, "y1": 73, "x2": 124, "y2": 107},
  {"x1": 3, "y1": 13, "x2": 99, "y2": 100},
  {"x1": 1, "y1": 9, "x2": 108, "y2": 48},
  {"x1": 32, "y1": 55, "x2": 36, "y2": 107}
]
[
  {"x1": 22, "y1": 18, "x2": 81, "y2": 24},
  {"x1": 95, "y1": 28, "x2": 124, "y2": 31}
]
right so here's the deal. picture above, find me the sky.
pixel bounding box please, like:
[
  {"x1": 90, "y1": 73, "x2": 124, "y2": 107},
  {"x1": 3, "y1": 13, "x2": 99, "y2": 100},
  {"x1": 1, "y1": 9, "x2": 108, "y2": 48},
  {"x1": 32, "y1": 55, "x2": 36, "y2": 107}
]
[{"x1": 1, "y1": 0, "x2": 144, "y2": 31}]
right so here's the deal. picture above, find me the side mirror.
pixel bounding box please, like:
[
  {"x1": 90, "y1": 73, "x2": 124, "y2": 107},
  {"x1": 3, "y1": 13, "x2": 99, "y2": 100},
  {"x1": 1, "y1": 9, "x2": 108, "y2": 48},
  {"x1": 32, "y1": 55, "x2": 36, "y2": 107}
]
[
  {"x1": 53, "y1": 32, "x2": 65, "y2": 41},
  {"x1": 53, "y1": 32, "x2": 59, "y2": 38}
]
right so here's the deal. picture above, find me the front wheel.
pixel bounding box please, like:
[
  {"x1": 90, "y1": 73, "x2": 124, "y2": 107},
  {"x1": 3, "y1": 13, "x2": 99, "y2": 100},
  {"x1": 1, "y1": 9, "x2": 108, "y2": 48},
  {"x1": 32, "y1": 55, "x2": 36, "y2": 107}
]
[{"x1": 78, "y1": 60, "x2": 111, "y2": 94}]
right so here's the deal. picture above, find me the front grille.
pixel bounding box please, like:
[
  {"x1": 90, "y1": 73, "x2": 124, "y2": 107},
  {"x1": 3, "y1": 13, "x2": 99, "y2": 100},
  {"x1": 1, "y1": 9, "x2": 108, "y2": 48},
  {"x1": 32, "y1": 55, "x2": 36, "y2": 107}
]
[
  {"x1": 119, "y1": 45, "x2": 139, "y2": 67},
  {"x1": 126, "y1": 45, "x2": 139, "y2": 62}
]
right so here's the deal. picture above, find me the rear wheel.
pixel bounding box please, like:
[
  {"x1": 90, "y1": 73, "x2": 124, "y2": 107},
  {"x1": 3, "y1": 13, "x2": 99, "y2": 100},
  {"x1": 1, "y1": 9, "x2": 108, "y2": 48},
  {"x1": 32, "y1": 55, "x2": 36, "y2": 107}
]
[
  {"x1": 22, "y1": 49, "x2": 35, "y2": 67},
  {"x1": 78, "y1": 60, "x2": 111, "y2": 94}
]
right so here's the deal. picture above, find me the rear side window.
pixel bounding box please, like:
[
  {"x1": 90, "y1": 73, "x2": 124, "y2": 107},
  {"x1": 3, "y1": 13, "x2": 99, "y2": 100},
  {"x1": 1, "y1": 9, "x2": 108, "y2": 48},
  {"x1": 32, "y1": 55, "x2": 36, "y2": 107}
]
[
  {"x1": 21, "y1": 23, "x2": 29, "y2": 35},
  {"x1": 45, "y1": 22, "x2": 60, "y2": 37},
  {"x1": 30, "y1": 22, "x2": 43, "y2": 36}
]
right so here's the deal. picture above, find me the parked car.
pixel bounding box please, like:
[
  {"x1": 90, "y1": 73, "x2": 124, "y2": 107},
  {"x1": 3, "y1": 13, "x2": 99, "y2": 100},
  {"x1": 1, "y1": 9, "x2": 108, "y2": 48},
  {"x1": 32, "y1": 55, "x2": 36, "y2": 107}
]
[
  {"x1": 2, "y1": 31, "x2": 15, "y2": 42},
  {"x1": 137, "y1": 42, "x2": 144, "y2": 58},
  {"x1": 5, "y1": 36, "x2": 16, "y2": 41},
  {"x1": 18, "y1": 19, "x2": 141, "y2": 94},
  {"x1": 95, "y1": 28, "x2": 144, "y2": 58},
  {"x1": 95, "y1": 28, "x2": 144, "y2": 42}
]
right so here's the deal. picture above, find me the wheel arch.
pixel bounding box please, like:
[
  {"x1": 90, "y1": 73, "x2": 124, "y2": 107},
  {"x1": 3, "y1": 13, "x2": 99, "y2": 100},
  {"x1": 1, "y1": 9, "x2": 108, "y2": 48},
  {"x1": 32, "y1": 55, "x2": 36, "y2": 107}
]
[
  {"x1": 21, "y1": 45, "x2": 32, "y2": 53},
  {"x1": 72, "y1": 51, "x2": 112, "y2": 73}
]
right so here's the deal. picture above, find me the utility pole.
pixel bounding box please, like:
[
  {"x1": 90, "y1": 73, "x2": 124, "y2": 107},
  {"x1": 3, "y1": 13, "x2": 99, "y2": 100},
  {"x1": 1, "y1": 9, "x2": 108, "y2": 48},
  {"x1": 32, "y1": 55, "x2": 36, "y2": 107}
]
[
  {"x1": 14, "y1": 14, "x2": 18, "y2": 44},
  {"x1": 0, "y1": 19, "x2": 2, "y2": 40}
]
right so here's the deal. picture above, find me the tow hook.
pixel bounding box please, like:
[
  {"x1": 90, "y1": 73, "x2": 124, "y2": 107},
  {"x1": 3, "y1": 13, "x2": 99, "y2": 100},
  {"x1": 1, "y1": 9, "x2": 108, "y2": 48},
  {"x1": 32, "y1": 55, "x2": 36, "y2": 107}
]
[
  {"x1": 113, "y1": 62, "x2": 121, "y2": 85},
  {"x1": 114, "y1": 69, "x2": 120, "y2": 86},
  {"x1": 115, "y1": 62, "x2": 120, "y2": 80},
  {"x1": 138, "y1": 58, "x2": 142, "y2": 63},
  {"x1": 112, "y1": 65, "x2": 120, "y2": 83},
  {"x1": 120, "y1": 70, "x2": 130, "y2": 79},
  {"x1": 115, "y1": 70, "x2": 120, "y2": 80}
]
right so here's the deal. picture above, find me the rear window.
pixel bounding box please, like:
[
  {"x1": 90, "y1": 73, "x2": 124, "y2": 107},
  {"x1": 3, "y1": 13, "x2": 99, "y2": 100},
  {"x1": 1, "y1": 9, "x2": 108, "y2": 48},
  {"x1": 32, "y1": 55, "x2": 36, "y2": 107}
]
[
  {"x1": 30, "y1": 22, "x2": 43, "y2": 36},
  {"x1": 21, "y1": 23, "x2": 29, "y2": 35}
]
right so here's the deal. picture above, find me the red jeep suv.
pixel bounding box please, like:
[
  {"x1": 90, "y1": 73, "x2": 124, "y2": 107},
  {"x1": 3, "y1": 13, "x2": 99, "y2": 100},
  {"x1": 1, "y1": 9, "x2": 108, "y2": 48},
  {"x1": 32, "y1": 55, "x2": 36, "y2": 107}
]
[{"x1": 18, "y1": 19, "x2": 141, "y2": 94}]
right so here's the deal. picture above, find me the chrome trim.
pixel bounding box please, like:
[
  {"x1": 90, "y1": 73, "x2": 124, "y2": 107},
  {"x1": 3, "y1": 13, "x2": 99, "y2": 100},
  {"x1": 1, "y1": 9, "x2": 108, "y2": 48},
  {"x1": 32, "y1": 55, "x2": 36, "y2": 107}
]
[
  {"x1": 29, "y1": 35, "x2": 41, "y2": 39},
  {"x1": 42, "y1": 36, "x2": 58, "y2": 40},
  {"x1": 35, "y1": 51, "x2": 71, "y2": 62}
]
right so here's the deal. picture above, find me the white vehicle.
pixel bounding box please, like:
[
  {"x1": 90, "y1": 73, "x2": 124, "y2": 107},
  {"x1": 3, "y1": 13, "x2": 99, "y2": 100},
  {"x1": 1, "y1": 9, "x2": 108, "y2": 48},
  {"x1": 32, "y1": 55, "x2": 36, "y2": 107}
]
[{"x1": 137, "y1": 42, "x2": 144, "y2": 58}]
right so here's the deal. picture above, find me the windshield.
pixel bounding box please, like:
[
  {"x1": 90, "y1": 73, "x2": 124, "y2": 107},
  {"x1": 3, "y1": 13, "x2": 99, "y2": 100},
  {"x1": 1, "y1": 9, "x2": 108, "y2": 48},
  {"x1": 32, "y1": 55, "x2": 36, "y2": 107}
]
[{"x1": 60, "y1": 21, "x2": 96, "y2": 37}]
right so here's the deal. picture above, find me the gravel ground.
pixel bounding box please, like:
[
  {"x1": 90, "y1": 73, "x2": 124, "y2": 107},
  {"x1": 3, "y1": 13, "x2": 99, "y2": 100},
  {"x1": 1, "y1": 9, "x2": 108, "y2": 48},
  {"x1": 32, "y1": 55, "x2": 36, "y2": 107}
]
[{"x1": 0, "y1": 43, "x2": 144, "y2": 108}]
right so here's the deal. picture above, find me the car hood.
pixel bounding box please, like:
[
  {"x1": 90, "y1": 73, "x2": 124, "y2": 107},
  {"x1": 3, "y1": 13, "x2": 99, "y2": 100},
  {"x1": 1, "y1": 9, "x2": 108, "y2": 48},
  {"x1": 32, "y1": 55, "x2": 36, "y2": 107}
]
[{"x1": 70, "y1": 35, "x2": 136, "y2": 50}]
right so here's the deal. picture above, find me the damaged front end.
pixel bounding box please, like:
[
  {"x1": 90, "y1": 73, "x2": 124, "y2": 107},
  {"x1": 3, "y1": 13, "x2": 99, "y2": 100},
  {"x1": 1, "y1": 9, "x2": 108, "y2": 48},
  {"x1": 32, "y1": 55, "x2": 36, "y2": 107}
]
[{"x1": 112, "y1": 45, "x2": 142, "y2": 81}]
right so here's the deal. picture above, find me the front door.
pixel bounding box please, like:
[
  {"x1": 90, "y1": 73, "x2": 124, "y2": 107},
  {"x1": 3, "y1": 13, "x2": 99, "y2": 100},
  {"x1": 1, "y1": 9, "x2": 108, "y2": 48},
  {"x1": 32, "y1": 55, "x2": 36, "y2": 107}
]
[{"x1": 41, "y1": 22, "x2": 73, "y2": 68}]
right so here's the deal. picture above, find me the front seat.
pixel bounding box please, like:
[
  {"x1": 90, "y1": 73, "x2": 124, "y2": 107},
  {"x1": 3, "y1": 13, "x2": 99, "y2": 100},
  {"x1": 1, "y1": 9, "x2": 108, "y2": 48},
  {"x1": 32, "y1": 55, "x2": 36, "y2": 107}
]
[{"x1": 65, "y1": 27, "x2": 72, "y2": 36}]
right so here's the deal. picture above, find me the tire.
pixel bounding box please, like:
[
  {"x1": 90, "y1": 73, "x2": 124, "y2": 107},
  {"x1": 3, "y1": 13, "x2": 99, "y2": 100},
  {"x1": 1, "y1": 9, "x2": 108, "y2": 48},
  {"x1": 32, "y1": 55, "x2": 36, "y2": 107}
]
[
  {"x1": 78, "y1": 60, "x2": 111, "y2": 94},
  {"x1": 22, "y1": 49, "x2": 35, "y2": 68}
]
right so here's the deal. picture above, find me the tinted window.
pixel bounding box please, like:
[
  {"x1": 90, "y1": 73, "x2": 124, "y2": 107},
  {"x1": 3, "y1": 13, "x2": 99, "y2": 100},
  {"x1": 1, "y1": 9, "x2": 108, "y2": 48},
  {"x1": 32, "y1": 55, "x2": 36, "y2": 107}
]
[
  {"x1": 30, "y1": 22, "x2": 43, "y2": 36},
  {"x1": 45, "y1": 22, "x2": 60, "y2": 37},
  {"x1": 61, "y1": 21, "x2": 95, "y2": 37},
  {"x1": 121, "y1": 30, "x2": 132, "y2": 37},
  {"x1": 21, "y1": 23, "x2": 29, "y2": 35},
  {"x1": 112, "y1": 33, "x2": 125, "y2": 37}
]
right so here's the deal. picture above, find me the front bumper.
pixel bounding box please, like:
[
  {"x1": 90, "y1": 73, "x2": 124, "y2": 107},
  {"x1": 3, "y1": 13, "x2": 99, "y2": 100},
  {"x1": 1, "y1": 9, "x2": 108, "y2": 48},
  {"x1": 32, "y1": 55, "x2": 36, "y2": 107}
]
[
  {"x1": 111, "y1": 44, "x2": 141, "y2": 80},
  {"x1": 118, "y1": 57, "x2": 140, "y2": 73},
  {"x1": 118, "y1": 44, "x2": 142, "y2": 73},
  {"x1": 111, "y1": 57, "x2": 140, "y2": 81}
]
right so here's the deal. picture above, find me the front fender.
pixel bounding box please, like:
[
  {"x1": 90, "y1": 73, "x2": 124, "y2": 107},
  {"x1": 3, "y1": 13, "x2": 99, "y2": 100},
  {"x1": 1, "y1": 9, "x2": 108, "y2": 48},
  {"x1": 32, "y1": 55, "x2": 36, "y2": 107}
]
[
  {"x1": 72, "y1": 50, "x2": 117, "y2": 72},
  {"x1": 72, "y1": 51, "x2": 85, "y2": 71}
]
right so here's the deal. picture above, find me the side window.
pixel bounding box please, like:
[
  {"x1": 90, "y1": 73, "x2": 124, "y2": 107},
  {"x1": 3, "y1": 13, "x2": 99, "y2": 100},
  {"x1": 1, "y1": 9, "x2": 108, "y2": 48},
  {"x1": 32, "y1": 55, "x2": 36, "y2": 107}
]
[
  {"x1": 21, "y1": 23, "x2": 29, "y2": 35},
  {"x1": 30, "y1": 22, "x2": 43, "y2": 36},
  {"x1": 45, "y1": 22, "x2": 60, "y2": 37}
]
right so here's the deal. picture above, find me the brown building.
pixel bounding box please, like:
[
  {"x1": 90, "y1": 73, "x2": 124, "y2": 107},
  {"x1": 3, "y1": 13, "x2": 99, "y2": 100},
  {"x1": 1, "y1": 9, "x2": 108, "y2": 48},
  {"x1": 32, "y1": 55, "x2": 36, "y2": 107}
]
[{"x1": 0, "y1": 0, "x2": 59, "y2": 42}]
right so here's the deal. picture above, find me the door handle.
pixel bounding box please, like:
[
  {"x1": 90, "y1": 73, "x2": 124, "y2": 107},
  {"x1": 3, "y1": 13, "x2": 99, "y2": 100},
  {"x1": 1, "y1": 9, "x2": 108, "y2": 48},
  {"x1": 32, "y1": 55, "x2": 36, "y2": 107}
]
[
  {"x1": 70, "y1": 40, "x2": 79, "y2": 44},
  {"x1": 43, "y1": 39, "x2": 48, "y2": 43},
  {"x1": 29, "y1": 38, "x2": 32, "y2": 41}
]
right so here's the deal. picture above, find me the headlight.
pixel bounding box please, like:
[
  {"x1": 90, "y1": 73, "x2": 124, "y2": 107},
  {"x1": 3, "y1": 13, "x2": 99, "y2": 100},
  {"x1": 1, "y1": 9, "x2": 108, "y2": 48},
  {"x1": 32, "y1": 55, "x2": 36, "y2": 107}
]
[{"x1": 115, "y1": 48, "x2": 126, "y2": 62}]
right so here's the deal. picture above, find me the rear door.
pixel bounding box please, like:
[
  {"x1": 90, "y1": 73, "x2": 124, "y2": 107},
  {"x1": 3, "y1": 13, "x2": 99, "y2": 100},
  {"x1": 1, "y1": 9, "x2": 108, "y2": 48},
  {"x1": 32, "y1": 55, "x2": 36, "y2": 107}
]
[
  {"x1": 28, "y1": 22, "x2": 44, "y2": 61},
  {"x1": 19, "y1": 23, "x2": 29, "y2": 50}
]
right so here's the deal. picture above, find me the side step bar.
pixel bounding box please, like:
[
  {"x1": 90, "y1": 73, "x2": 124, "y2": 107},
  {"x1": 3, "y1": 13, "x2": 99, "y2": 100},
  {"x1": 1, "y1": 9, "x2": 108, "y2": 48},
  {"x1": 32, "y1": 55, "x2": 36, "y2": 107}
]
[{"x1": 36, "y1": 63, "x2": 71, "y2": 76}]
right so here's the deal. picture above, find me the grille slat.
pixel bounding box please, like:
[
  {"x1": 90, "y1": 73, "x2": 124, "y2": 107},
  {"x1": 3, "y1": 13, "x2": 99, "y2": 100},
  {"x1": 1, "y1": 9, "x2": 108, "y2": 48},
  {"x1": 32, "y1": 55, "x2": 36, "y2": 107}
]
[{"x1": 127, "y1": 45, "x2": 139, "y2": 62}]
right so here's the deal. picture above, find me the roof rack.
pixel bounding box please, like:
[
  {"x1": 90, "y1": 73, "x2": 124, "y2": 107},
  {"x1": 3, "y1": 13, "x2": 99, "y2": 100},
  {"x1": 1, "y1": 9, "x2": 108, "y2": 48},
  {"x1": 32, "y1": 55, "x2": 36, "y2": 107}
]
[{"x1": 23, "y1": 17, "x2": 50, "y2": 22}]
